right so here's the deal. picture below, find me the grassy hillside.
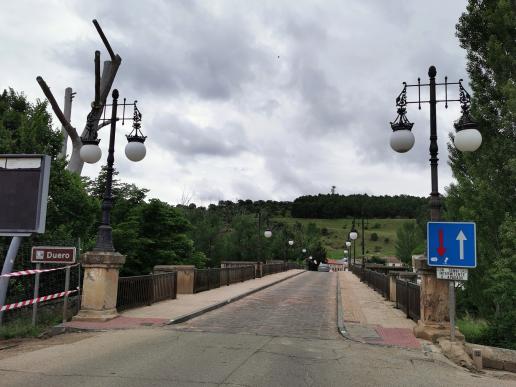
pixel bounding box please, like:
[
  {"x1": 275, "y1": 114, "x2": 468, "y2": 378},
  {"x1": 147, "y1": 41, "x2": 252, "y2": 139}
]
[{"x1": 272, "y1": 217, "x2": 417, "y2": 260}]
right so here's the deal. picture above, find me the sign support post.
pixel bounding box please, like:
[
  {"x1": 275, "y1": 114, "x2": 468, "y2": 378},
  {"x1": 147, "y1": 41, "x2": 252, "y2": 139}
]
[
  {"x1": 0, "y1": 236, "x2": 23, "y2": 325},
  {"x1": 449, "y1": 281, "x2": 456, "y2": 341},
  {"x1": 62, "y1": 265, "x2": 71, "y2": 323},
  {"x1": 32, "y1": 263, "x2": 41, "y2": 326}
]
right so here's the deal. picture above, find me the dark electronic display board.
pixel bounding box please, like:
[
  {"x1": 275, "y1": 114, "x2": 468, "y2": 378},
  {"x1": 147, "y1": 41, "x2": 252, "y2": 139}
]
[{"x1": 0, "y1": 155, "x2": 50, "y2": 235}]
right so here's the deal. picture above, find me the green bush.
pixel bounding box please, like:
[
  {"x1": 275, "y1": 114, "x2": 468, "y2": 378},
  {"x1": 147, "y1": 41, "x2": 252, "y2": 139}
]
[
  {"x1": 370, "y1": 232, "x2": 379, "y2": 241},
  {"x1": 457, "y1": 316, "x2": 488, "y2": 344}
]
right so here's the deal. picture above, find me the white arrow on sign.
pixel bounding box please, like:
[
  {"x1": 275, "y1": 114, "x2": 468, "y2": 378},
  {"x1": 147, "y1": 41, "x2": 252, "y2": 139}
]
[{"x1": 456, "y1": 230, "x2": 467, "y2": 260}]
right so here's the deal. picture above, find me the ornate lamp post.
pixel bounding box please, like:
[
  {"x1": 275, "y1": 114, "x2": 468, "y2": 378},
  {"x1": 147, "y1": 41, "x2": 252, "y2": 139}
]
[
  {"x1": 345, "y1": 240, "x2": 352, "y2": 267},
  {"x1": 75, "y1": 89, "x2": 147, "y2": 322},
  {"x1": 389, "y1": 66, "x2": 482, "y2": 341},
  {"x1": 286, "y1": 239, "x2": 294, "y2": 261},
  {"x1": 348, "y1": 221, "x2": 358, "y2": 265}
]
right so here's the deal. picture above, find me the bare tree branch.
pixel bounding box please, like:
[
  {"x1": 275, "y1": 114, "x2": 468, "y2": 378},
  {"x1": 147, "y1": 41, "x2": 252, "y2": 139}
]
[
  {"x1": 98, "y1": 118, "x2": 119, "y2": 129},
  {"x1": 36, "y1": 76, "x2": 79, "y2": 142},
  {"x1": 93, "y1": 19, "x2": 116, "y2": 61},
  {"x1": 94, "y1": 50, "x2": 100, "y2": 105}
]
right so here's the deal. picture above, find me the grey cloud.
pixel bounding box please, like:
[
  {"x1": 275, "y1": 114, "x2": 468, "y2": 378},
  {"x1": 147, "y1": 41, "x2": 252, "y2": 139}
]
[
  {"x1": 152, "y1": 115, "x2": 249, "y2": 159},
  {"x1": 63, "y1": 1, "x2": 271, "y2": 101}
]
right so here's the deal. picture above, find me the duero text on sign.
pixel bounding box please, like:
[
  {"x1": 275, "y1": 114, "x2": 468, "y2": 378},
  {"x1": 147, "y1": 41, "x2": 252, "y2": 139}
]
[{"x1": 31, "y1": 246, "x2": 76, "y2": 264}]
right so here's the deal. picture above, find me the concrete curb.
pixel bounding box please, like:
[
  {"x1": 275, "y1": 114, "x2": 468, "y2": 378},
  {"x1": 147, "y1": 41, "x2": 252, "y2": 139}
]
[
  {"x1": 336, "y1": 272, "x2": 364, "y2": 344},
  {"x1": 464, "y1": 342, "x2": 516, "y2": 373},
  {"x1": 168, "y1": 270, "x2": 306, "y2": 325}
]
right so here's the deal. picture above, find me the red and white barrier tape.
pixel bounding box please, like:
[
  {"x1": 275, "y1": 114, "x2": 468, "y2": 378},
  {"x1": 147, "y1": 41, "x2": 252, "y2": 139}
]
[
  {"x1": 0, "y1": 264, "x2": 79, "y2": 278},
  {"x1": 0, "y1": 289, "x2": 78, "y2": 312}
]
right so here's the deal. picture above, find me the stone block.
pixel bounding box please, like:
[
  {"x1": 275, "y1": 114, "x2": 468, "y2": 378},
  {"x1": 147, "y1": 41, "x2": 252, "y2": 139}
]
[
  {"x1": 74, "y1": 250, "x2": 125, "y2": 322},
  {"x1": 154, "y1": 265, "x2": 194, "y2": 294}
]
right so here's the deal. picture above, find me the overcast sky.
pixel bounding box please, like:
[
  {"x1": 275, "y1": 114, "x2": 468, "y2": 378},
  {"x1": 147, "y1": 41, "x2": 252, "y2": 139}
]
[{"x1": 0, "y1": 0, "x2": 471, "y2": 205}]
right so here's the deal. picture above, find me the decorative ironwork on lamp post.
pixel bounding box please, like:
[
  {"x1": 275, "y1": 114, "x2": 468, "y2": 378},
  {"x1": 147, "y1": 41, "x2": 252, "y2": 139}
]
[
  {"x1": 80, "y1": 89, "x2": 147, "y2": 252},
  {"x1": 389, "y1": 65, "x2": 482, "y2": 221}
]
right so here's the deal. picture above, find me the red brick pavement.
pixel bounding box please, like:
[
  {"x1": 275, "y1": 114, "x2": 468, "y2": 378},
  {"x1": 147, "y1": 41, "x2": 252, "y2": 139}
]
[{"x1": 368, "y1": 326, "x2": 421, "y2": 349}]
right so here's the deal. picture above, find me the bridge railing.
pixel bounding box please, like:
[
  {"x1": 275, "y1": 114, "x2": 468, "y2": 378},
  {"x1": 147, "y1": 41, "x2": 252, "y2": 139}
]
[
  {"x1": 117, "y1": 272, "x2": 177, "y2": 311},
  {"x1": 194, "y1": 262, "x2": 301, "y2": 293},
  {"x1": 194, "y1": 266, "x2": 256, "y2": 293},
  {"x1": 396, "y1": 278, "x2": 420, "y2": 322},
  {"x1": 350, "y1": 264, "x2": 421, "y2": 322}
]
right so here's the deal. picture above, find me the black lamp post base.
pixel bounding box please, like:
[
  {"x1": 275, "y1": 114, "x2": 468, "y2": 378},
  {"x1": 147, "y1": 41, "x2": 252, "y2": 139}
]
[{"x1": 94, "y1": 225, "x2": 115, "y2": 252}]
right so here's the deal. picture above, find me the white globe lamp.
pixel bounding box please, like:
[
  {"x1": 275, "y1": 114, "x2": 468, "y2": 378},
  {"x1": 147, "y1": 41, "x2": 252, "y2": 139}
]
[
  {"x1": 390, "y1": 129, "x2": 415, "y2": 153},
  {"x1": 80, "y1": 143, "x2": 102, "y2": 164},
  {"x1": 454, "y1": 129, "x2": 482, "y2": 152},
  {"x1": 125, "y1": 139, "x2": 146, "y2": 162},
  {"x1": 264, "y1": 229, "x2": 272, "y2": 238}
]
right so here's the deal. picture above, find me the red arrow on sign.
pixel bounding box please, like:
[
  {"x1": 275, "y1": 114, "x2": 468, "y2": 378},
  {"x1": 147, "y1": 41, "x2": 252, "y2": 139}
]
[{"x1": 437, "y1": 229, "x2": 446, "y2": 256}]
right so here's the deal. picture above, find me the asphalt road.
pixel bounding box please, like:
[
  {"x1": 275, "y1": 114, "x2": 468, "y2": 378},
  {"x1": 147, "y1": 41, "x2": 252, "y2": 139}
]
[{"x1": 0, "y1": 272, "x2": 512, "y2": 386}]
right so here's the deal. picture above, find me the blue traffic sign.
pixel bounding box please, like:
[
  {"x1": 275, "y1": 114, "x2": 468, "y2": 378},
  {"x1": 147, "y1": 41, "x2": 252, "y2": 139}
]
[{"x1": 427, "y1": 222, "x2": 477, "y2": 268}]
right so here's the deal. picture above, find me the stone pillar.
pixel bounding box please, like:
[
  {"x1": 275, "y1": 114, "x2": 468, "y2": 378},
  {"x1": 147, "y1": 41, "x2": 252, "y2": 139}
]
[
  {"x1": 154, "y1": 265, "x2": 194, "y2": 294},
  {"x1": 413, "y1": 257, "x2": 464, "y2": 342},
  {"x1": 73, "y1": 251, "x2": 125, "y2": 322}
]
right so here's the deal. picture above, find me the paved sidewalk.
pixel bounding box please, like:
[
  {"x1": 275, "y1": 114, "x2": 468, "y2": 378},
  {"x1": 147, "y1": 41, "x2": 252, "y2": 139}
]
[
  {"x1": 338, "y1": 270, "x2": 421, "y2": 349},
  {"x1": 64, "y1": 269, "x2": 304, "y2": 331}
]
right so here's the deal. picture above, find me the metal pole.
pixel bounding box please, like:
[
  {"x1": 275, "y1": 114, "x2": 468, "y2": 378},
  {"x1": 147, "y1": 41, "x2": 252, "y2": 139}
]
[
  {"x1": 32, "y1": 263, "x2": 41, "y2": 326},
  {"x1": 361, "y1": 217, "x2": 365, "y2": 268},
  {"x1": 449, "y1": 280, "x2": 456, "y2": 341},
  {"x1": 62, "y1": 265, "x2": 71, "y2": 323},
  {"x1": 428, "y1": 66, "x2": 441, "y2": 221},
  {"x1": 353, "y1": 240, "x2": 356, "y2": 266},
  {"x1": 94, "y1": 89, "x2": 119, "y2": 251},
  {"x1": 0, "y1": 236, "x2": 23, "y2": 325},
  {"x1": 257, "y1": 211, "x2": 262, "y2": 262}
]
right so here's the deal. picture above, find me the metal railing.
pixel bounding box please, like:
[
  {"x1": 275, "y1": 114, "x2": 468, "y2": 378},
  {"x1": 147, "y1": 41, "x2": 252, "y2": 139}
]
[
  {"x1": 396, "y1": 278, "x2": 420, "y2": 322},
  {"x1": 117, "y1": 272, "x2": 177, "y2": 311},
  {"x1": 194, "y1": 262, "x2": 301, "y2": 293},
  {"x1": 194, "y1": 266, "x2": 256, "y2": 293},
  {"x1": 261, "y1": 263, "x2": 285, "y2": 276},
  {"x1": 350, "y1": 264, "x2": 364, "y2": 280},
  {"x1": 363, "y1": 269, "x2": 389, "y2": 298}
]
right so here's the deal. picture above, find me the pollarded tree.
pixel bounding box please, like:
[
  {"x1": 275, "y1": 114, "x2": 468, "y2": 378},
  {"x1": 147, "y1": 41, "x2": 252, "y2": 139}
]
[{"x1": 36, "y1": 20, "x2": 122, "y2": 175}]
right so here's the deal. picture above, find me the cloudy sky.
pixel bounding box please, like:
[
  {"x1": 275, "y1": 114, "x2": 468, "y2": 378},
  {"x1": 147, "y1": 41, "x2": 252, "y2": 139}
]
[{"x1": 1, "y1": 0, "x2": 471, "y2": 205}]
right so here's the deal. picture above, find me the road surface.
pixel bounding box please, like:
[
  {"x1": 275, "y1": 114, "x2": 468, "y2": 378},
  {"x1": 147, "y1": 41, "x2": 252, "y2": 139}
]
[{"x1": 0, "y1": 272, "x2": 512, "y2": 386}]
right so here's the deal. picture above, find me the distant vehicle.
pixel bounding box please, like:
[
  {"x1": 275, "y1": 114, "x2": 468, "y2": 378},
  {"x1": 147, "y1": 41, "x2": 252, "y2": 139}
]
[{"x1": 317, "y1": 263, "x2": 331, "y2": 272}]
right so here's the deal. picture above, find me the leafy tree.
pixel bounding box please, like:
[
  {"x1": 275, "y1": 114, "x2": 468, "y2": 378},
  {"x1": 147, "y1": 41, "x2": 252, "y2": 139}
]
[
  {"x1": 449, "y1": 0, "x2": 515, "y2": 348},
  {"x1": 114, "y1": 199, "x2": 205, "y2": 276},
  {"x1": 0, "y1": 89, "x2": 98, "y2": 246},
  {"x1": 394, "y1": 222, "x2": 422, "y2": 265}
]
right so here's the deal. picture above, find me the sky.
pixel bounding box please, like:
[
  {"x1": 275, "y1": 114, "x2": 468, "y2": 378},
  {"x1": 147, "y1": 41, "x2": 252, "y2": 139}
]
[{"x1": 0, "y1": 0, "x2": 471, "y2": 206}]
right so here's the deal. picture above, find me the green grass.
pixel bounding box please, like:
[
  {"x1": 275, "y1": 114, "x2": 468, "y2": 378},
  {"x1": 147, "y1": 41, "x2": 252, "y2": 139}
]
[
  {"x1": 272, "y1": 217, "x2": 416, "y2": 259},
  {"x1": 457, "y1": 316, "x2": 489, "y2": 344},
  {"x1": 0, "y1": 313, "x2": 61, "y2": 340}
]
